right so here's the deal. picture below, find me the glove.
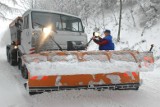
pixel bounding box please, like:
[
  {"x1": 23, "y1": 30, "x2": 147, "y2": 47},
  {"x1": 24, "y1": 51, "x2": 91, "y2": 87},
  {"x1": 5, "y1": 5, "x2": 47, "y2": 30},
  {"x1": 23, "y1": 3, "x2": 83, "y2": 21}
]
[{"x1": 92, "y1": 36, "x2": 96, "y2": 39}]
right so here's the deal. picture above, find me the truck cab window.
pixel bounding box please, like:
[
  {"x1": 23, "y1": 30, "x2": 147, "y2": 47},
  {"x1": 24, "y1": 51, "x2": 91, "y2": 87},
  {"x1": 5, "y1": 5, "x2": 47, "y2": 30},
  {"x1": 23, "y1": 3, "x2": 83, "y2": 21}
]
[
  {"x1": 31, "y1": 12, "x2": 61, "y2": 30},
  {"x1": 31, "y1": 11, "x2": 84, "y2": 32},
  {"x1": 23, "y1": 15, "x2": 29, "y2": 29},
  {"x1": 61, "y1": 15, "x2": 83, "y2": 32}
]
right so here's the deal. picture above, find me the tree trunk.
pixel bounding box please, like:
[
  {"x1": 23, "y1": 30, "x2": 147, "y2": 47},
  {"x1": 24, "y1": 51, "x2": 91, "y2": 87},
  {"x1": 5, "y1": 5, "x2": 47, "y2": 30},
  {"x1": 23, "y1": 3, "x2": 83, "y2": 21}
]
[
  {"x1": 110, "y1": 7, "x2": 118, "y2": 25},
  {"x1": 117, "y1": 0, "x2": 122, "y2": 42},
  {"x1": 129, "y1": 8, "x2": 136, "y2": 27},
  {"x1": 101, "y1": 0, "x2": 105, "y2": 30}
]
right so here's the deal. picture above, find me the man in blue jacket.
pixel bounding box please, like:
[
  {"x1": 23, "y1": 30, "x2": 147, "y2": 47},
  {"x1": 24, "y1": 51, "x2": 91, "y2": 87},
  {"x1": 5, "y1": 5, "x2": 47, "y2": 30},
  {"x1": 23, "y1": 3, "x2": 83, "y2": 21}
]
[{"x1": 93, "y1": 30, "x2": 115, "y2": 50}]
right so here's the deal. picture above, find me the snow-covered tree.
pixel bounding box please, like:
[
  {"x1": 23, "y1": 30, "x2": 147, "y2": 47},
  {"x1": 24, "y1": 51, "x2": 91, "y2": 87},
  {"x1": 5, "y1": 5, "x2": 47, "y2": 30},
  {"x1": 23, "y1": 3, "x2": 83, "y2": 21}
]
[{"x1": 0, "y1": 0, "x2": 21, "y2": 20}]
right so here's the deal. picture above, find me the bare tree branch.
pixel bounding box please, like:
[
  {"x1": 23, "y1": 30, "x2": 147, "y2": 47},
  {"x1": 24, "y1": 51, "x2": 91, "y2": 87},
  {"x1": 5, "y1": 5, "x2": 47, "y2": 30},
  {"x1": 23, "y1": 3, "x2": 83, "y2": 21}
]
[{"x1": 0, "y1": 0, "x2": 22, "y2": 20}]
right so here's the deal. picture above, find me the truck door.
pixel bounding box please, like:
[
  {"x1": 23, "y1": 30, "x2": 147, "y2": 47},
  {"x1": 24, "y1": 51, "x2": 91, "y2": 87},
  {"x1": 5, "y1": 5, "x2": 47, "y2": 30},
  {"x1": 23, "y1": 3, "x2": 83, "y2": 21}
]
[{"x1": 21, "y1": 14, "x2": 31, "y2": 54}]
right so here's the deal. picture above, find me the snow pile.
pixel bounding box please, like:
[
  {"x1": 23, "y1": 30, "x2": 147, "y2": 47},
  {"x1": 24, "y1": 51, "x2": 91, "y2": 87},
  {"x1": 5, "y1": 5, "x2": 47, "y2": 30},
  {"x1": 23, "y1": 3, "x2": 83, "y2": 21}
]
[
  {"x1": 25, "y1": 51, "x2": 154, "y2": 76},
  {"x1": 27, "y1": 60, "x2": 139, "y2": 76},
  {"x1": 0, "y1": 26, "x2": 11, "y2": 47}
]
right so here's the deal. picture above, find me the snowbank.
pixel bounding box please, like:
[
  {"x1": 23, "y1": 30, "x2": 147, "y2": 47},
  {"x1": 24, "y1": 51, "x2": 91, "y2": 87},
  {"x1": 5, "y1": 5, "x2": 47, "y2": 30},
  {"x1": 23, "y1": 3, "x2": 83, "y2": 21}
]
[{"x1": 0, "y1": 29, "x2": 11, "y2": 47}]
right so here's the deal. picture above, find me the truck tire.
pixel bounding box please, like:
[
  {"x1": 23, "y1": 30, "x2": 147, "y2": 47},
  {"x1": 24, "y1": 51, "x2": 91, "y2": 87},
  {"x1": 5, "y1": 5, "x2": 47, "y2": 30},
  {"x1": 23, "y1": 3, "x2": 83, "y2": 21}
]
[
  {"x1": 21, "y1": 65, "x2": 28, "y2": 79},
  {"x1": 6, "y1": 48, "x2": 10, "y2": 62},
  {"x1": 7, "y1": 51, "x2": 10, "y2": 63},
  {"x1": 18, "y1": 58, "x2": 22, "y2": 70},
  {"x1": 8, "y1": 53, "x2": 15, "y2": 65},
  {"x1": 8, "y1": 49, "x2": 18, "y2": 66}
]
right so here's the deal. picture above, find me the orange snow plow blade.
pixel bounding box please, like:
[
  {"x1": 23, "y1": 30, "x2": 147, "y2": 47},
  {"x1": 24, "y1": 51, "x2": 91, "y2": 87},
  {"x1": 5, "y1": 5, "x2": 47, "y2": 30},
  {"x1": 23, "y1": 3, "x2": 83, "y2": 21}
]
[
  {"x1": 28, "y1": 72, "x2": 140, "y2": 92},
  {"x1": 22, "y1": 51, "x2": 154, "y2": 93}
]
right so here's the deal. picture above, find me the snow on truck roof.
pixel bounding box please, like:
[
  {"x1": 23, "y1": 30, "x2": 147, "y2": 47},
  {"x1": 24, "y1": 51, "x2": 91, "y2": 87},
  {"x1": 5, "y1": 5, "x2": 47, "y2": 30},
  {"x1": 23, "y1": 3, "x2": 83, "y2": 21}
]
[{"x1": 24, "y1": 9, "x2": 80, "y2": 18}]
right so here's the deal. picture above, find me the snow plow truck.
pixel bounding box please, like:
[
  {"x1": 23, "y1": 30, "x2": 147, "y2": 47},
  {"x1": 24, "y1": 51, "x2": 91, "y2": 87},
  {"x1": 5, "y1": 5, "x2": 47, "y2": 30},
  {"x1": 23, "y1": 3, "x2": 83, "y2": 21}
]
[{"x1": 6, "y1": 9, "x2": 154, "y2": 95}]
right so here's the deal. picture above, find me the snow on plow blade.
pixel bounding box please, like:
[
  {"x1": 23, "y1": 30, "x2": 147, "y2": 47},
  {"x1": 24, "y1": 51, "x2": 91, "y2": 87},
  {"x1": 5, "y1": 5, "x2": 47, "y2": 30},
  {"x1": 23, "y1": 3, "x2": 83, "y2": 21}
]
[{"x1": 22, "y1": 51, "x2": 154, "y2": 93}]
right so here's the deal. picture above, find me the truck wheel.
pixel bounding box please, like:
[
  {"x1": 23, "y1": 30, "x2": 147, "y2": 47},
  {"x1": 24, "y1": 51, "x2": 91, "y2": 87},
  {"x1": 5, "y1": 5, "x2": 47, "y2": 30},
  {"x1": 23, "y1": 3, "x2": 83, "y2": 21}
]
[
  {"x1": 8, "y1": 51, "x2": 17, "y2": 66},
  {"x1": 18, "y1": 58, "x2": 22, "y2": 70},
  {"x1": 6, "y1": 48, "x2": 10, "y2": 62},
  {"x1": 7, "y1": 52, "x2": 10, "y2": 62},
  {"x1": 8, "y1": 53, "x2": 14, "y2": 65},
  {"x1": 21, "y1": 65, "x2": 28, "y2": 79}
]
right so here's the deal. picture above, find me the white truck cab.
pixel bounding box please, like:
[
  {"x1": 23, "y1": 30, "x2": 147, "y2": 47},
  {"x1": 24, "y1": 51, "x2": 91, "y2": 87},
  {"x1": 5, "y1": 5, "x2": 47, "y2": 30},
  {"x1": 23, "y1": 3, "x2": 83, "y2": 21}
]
[
  {"x1": 7, "y1": 9, "x2": 88, "y2": 67},
  {"x1": 20, "y1": 9, "x2": 88, "y2": 54}
]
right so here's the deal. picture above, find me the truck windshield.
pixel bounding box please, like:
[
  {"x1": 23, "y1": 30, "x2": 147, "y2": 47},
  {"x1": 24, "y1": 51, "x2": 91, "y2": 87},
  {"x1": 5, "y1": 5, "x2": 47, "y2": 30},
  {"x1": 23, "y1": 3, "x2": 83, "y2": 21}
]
[{"x1": 31, "y1": 12, "x2": 84, "y2": 32}]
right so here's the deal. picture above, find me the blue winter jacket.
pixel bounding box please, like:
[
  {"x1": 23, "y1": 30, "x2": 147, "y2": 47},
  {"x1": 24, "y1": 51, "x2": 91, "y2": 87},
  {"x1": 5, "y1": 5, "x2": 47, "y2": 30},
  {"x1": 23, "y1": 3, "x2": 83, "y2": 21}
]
[{"x1": 99, "y1": 35, "x2": 115, "y2": 50}]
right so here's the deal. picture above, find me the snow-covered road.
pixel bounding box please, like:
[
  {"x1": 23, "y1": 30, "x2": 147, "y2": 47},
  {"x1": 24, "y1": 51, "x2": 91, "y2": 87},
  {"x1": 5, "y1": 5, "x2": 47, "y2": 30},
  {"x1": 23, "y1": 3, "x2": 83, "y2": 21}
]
[{"x1": 0, "y1": 47, "x2": 160, "y2": 107}]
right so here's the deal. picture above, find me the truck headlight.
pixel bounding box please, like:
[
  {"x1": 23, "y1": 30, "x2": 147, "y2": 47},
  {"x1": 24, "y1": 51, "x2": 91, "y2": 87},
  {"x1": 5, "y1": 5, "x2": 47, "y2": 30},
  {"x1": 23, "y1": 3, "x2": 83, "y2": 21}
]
[
  {"x1": 14, "y1": 46, "x2": 18, "y2": 49},
  {"x1": 43, "y1": 26, "x2": 52, "y2": 36}
]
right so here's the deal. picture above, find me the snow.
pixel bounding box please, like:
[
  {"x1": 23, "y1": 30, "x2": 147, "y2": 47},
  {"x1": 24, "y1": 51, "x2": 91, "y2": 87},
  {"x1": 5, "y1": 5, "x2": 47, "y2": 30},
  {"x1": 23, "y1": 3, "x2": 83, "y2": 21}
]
[
  {"x1": 0, "y1": 46, "x2": 160, "y2": 107},
  {"x1": 0, "y1": 45, "x2": 160, "y2": 107},
  {"x1": 25, "y1": 50, "x2": 153, "y2": 76},
  {"x1": 0, "y1": 2, "x2": 160, "y2": 107},
  {"x1": 0, "y1": 37, "x2": 160, "y2": 106},
  {"x1": 0, "y1": 48, "x2": 30, "y2": 107},
  {"x1": 86, "y1": 5, "x2": 160, "y2": 57},
  {"x1": 107, "y1": 75, "x2": 121, "y2": 84},
  {"x1": 27, "y1": 60, "x2": 139, "y2": 76}
]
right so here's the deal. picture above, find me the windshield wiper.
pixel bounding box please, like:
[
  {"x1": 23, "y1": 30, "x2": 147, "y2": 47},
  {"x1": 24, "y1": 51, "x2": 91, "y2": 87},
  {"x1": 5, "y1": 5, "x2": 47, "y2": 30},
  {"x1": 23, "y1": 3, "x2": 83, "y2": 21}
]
[
  {"x1": 33, "y1": 22, "x2": 63, "y2": 51},
  {"x1": 33, "y1": 22, "x2": 45, "y2": 28},
  {"x1": 50, "y1": 37, "x2": 63, "y2": 51}
]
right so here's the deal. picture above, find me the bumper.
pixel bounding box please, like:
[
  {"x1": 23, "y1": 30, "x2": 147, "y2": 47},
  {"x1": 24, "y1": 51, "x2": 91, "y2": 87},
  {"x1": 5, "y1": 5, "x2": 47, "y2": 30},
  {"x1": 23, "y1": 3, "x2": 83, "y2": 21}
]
[
  {"x1": 27, "y1": 72, "x2": 140, "y2": 93},
  {"x1": 28, "y1": 83, "x2": 140, "y2": 93}
]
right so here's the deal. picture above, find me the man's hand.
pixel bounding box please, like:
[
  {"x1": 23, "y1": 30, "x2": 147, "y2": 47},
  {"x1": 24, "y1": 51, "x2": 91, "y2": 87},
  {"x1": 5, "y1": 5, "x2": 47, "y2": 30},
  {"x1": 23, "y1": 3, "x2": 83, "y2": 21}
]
[{"x1": 92, "y1": 36, "x2": 96, "y2": 39}]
